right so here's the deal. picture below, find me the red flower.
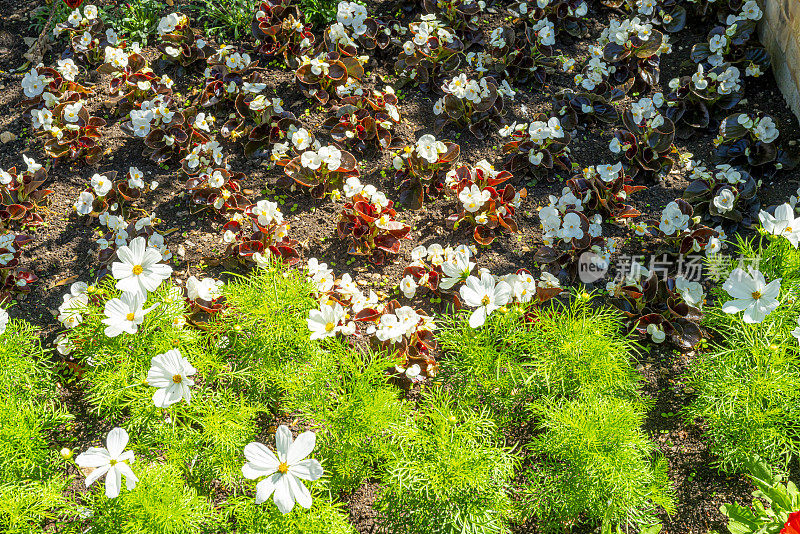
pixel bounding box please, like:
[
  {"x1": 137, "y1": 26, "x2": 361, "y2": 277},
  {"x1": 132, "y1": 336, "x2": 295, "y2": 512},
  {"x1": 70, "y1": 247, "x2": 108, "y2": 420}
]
[
  {"x1": 63, "y1": 0, "x2": 84, "y2": 8},
  {"x1": 782, "y1": 512, "x2": 800, "y2": 534}
]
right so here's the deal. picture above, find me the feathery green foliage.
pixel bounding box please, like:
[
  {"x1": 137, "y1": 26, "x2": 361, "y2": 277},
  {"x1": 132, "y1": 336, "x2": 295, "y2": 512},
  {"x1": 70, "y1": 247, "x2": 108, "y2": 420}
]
[
  {"x1": 87, "y1": 463, "x2": 219, "y2": 534},
  {"x1": 687, "y1": 234, "x2": 800, "y2": 473},
  {"x1": 526, "y1": 394, "x2": 674, "y2": 532},
  {"x1": 283, "y1": 345, "x2": 408, "y2": 493},
  {"x1": 376, "y1": 388, "x2": 519, "y2": 534}
]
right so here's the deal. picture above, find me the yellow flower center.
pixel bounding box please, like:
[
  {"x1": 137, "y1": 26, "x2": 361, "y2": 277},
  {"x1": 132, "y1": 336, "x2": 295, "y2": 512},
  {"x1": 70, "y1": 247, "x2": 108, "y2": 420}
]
[
  {"x1": 172, "y1": 374, "x2": 182, "y2": 383},
  {"x1": 132, "y1": 265, "x2": 144, "y2": 275},
  {"x1": 481, "y1": 296, "x2": 491, "y2": 306},
  {"x1": 109, "y1": 459, "x2": 117, "y2": 466},
  {"x1": 278, "y1": 462, "x2": 289, "y2": 474},
  {"x1": 126, "y1": 313, "x2": 135, "y2": 321},
  {"x1": 325, "y1": 322, "x2": 335, "y2": 332},
  {"x1": 751, "y1": 291, "x2": 762, "y2": 300}
]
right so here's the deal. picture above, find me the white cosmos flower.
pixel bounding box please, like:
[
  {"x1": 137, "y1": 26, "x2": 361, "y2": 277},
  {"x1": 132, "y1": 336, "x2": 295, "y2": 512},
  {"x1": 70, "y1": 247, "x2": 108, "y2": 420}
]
[
  {"x1": 111, "y1": 236, "x2": 173, "y2": 296},
  {"x1": 759, "y1": 203, "x2": 800, "y2": 247},
  {"x1": 75, "y1": 427, "x2": 138, "y2": 499},
  {"x1": 146, "y1": 349, "x2": 196, "y2": 408},
  {"x1": 242, "y1": 425, "x2": 324, "y2": 514},
  {"x1": 307, "y1": 302, "x2": 345, "y2": 340},
  {"x1": 101, "y1": 291, "x2": 151, "y2": 337},
  {"x1": 459, "y1": 272, "x2": 512, "y2": 328},
  {"x1": 721, "y1": 267, "x2": 781, "y2": 323}
]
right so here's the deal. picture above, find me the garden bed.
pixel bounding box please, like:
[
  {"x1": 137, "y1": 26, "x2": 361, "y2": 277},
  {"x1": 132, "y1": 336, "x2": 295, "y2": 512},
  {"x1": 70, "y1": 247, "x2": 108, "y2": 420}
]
[{"x1": 2, "y1": 0, "x2": 800, "y2": 533}]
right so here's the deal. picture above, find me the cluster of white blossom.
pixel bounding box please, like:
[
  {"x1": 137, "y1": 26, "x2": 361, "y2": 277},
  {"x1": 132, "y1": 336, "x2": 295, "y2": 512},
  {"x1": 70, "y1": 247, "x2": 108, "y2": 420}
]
[
  {"x1": 499, "y1": 117, "x2": 566, "y2": 166},
  {"x1": 574, "y1": 46, "x2": 614, "y2": 90},
  {"x1": 512, "y1": 0, "x2": 587, "y2": 19},
  {"x1": 157, "y1": 12, "x2": 188, "y2": 36},
  {"x1": 400, "y1": 243, "x2": 478, "y2": 298},
  {"x1": 402, "y1": 16, "x2": 456, "y2": 57},
  {"x1": 185, "y1": 140, "x2": 225, "y2": 174},
  {"x1": 393, "y1": 134, "x2": 448, "y2": 169},
  {"x1": 737, "y1": 114, "x2": 779, "y2": 144},
  {"x1": 129, "y1": 95, "x2": 177, "y2": 138}
]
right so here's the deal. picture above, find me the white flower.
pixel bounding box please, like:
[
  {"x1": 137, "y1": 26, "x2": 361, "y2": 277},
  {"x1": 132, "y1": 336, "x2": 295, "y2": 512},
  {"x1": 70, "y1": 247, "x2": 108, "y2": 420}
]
[
  {"x1": 194, "y1": 113, "x2": 211, "y2": 132},
  {"x1": 753, "y1": 116, "x2": 779, "y2": 144},
  {"x1": 400, "y1": 275, "x2": 417, "y2": 298},
  {"x1": 111, "y1": 236, "x2": 173, "y2": 296},
  {"x1": 75, "y1": 428, "x2": 138, "y2": 499},
  {"x1": 307, "y1": 302, "x2": 345, "y2": 340},
  {"x1": 712, "y1": 189, "x2": 735, "y2": 213},
  {"x1": 91, "y1": 173, "x2": 113, "y2": 197},
  {"x1": 440, "y1": 249, "x2": 475, "y2": 290},
  {"x1": 459, "y1": 272, "x2": 512, "y2": 328},
  {"x1": 318, "y1": 145, "x2": 342, "y2": 171},
  {"x1": 343, "y1": 177, "x2": 362, "y2": 197},
  {"x1": 721, "y1": 267, "x2": 780, "y2": 323},
  {"x1": 459, "y1": 184, "x2": 490, "y2": 213},
  {"x1": 242, "y1": 425, "x2": 324, "y2": 514},
  {"x1": 675, "y1": 276, "x2": 704, "y2": 308},
  {"x1": 57, "y1": 58, "x2": 79, "y2": 81},
  {"x1": 646, "y1": 323, "x2": 666, "y2": 343},
  {"x1": 101, "y1": 291, "x2": 151, "y2": 337},
  {"x1": 597, "y1": 162, "x2": 622, "y2": 182},
  {"x1": 792, "y1": 317, "x2": 800, "y2": 343},
  {"x1": 415, "y1": 134, "x2": 439, "y2": 164},
  {"x1": 63, "y1": 102, "x2": 83, "y2": 123},
  {"x1": 301, "y1": 150, "x2": 322, "y2": 170},
  {"x1": 21, "y1": 68, "x2": 48, "y2": 98},
  {"x1": 84, "y1": 4, "x2": 98, "y2": 19},
  {"x1": 146, "y1": 349, "x2": 196, "y2": 408},
  {"x1": 186, "y1": 276, "x2": 223, "y2": 302},
  {"x1": 559, "y1": 212, "x2": 584, "y2": 241},
  {"x1": 67, "y1": 9, "x2": 82, "y2": 27},
  {"x1": 158, "y1": 13, "x2": 181, "y2": 35},
  {"x1": 759, "y1": 203, "x2": 800, "y2": 248},
  {"x1": 251, "y1": 199, "x2": 283, "y2": 227},
  {"x1": 292, "y1": 128, "x2": 312, "y2": 150},
  {"x1": 709, "y1": 34, "x2": 727, "y2": 53},
  {"x1": 74, "y1": 191, "x2": 95, "y2": 216},
  {"x1": 59, "y1": 282, "x2": 89, "y2": 328},
  {"x1": 128, "y1": 167, "x2": 145, "y2": 189}
]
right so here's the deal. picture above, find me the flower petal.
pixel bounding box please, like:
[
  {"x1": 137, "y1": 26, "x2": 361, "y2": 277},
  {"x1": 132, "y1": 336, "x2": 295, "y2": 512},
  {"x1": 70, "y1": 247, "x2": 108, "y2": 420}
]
[
  {"x1": 273, "y1": 474, "x2": 295, "y2": 514},
  {"x1": 274, "y1": 426, "x2": 293, "y2": 461},
  {"x1": 289, "y1": 459, "x2": 323, "y2": 481},
  {"x1": 76, "y1": 448, "x2": 111, "y2": 468},
  {"x1": 287, "y1": 473, "x2": 313, "y2": 509},
  {"x1": 286, "y1": 431, "x2": 316, "y2": 465},
  {"x1": 84, "y1": 464, "x2": 110, "y2": 488},
  {"x1": 105, "y1": 465, "x2": 122, "y2": 499},
  {"x1": 243, "y1": 442, "x2": 280, "y2": 471},
  {"x1": 106, "y1": 427, "x2": 129, "y2": 458}
]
